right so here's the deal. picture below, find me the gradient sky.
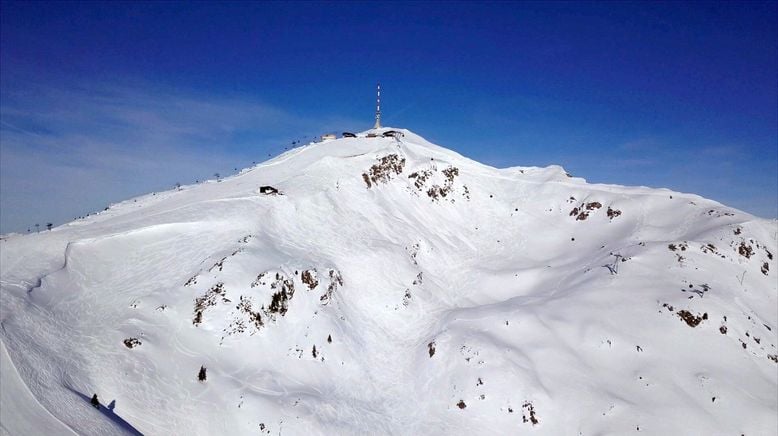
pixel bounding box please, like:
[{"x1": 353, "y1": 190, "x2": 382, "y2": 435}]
[{"x1": 1, "y1": 1, "x2": 776, "y2": 233}]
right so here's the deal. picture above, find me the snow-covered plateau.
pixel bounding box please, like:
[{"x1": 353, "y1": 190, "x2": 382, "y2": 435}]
[{"x1": 1, "y1": 128, "x2": 776, "y2": 435}]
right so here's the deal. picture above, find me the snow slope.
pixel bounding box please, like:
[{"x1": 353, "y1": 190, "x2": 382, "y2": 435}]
[{"x1": 1, "y1": 128, "x2": 776, "y2": 435}]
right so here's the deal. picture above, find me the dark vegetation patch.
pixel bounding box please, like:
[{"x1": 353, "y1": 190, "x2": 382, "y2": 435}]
[
  {"x1": 406, "y1": 242, "x2": 420, "y2": 266},
  {"x1": 428, "y1": 341, "x2": 436, "y2": 358},
  {"x1": 402, "y1": 289, "x2": 412, "y2": 307},
  {"x1": 681, "y1": 283, "x2": 710, "y2": 298},
  {"x1": 522, "y1": 402, "x2": 539, "y2": 425},
  {"x1": 301, "y1": 269, "x2": 318, "y2": 290},
  {"x1": 700, "y1": 243, "x2": 721, "y2": 256},
  {"x1": 408, "y1": 165, "x2": 462, "y2": 202},
  {"x1": 184, "y1": 274, "x2": 198, "y2": 287},
  {"x1": 569, "y1": 201, "x2": 603, "y2": 221},
  {"x1": 200, "y1": 266, "x2": 344, "y2": 338},
  {"x1": 737, "y1": 242, "x2": 754, "y2": 258},
  {"x1": 193, "y1": 282, "x2": 226, "y2": 325},
  {"x1": 668, "y1": 242, "x2": 688, "y2": 252},
  {"x1": 762, "y1": 262, "x2": 769, "y2": 276},
  {"x1": 677, "y1": 310, "x2": 707, "y2": 327},
  {"x1": 443, "y1": 166, "x2": 459, "y2": 183},
  {"x1": 606, "y1": 207, "x2": 622, "y2": 220},
  {"x1": 720, "y1": 325, "x2": 728, "y2": 335},
  {"x1": 707, "y1": 209, "x2": 735, "y2": 218},
  {"x1": 362, "y1": 154, "x2": 406, "y2": 188},
  {"x1": 235, "y1": 296, "x2": 264, "y2": 332},
  {"x1": 320, "y1": 269, "x2": 343, "y2": 305},
  {"x1": 457, "y1": 400, "x2": 466, "y2": 409},
  {"x1": 208, "y1": 257, "x2": 228, "y2": 273},
  {"x1": 267, "y1": 274, "x2": 296, "y2": 316},
  {"x1": 250, "y1": 272, "x2": 267, "y2": 288},
  {"x1": 408, "y1": 169, "x2": 432, "y2": 190},
  {"x1": 426, "y1": 166, "x2": 460, "y2": 201},
  {"x1": 123, "y1": 338, "x2": 141, "y2": 349}
]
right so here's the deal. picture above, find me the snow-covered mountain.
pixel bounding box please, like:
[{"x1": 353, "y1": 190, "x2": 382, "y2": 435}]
[{"x1": 1, "y1": 128, "x2": 776, "y2": 435}]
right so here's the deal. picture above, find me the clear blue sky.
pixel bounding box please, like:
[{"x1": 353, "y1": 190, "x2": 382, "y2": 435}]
[{"x1": 1, "y1": 1, "x2": 776, "y2": 233}]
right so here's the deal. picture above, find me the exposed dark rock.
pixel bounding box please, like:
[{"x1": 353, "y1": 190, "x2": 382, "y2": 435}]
[
  {"x1": 677, "y1": 310, "x2": 707, "y2": 327},
  {"x1": 259, "y1": 186, "x2": 280, "y2": 195},
  {"x1": 123, "y1": 338, "x2": 141, "y2": 348},
  {"x1": 522, "y1": 401, "x2": 539, "y2": 425},
  {"x1": 301, "y1": 269, "x2": 318, "y2": 290},
  {"x1": 193, "y1": 282, "x2": 226, "y2": 326},
  {"x1": 362, "y1": 154, "x2": 406, "y2": 187}
]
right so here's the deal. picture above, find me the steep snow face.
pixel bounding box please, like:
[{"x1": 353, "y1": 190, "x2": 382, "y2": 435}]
[{"x1": 1, "y1": 128, "x2": 776, "y2": 435}]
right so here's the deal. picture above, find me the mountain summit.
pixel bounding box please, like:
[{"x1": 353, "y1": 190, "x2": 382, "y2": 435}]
[{"x1": 1, "y1": 128, "x2": 776, "y2": 435}]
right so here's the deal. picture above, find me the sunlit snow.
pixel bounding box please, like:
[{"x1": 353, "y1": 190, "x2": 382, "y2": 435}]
[{"x1": 1, "y1": 128, "x2": 776, "y2": 435}]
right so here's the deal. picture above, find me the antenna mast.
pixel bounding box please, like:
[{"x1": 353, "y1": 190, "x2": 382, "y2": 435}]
[{"x1": 374, "y1": 82, "x2": 381, "y2": 129}]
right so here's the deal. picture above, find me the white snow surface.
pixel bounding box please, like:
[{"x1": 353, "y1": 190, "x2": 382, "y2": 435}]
[{"x1": 1, "y1": 128, "x2": 776, "y2": 435}]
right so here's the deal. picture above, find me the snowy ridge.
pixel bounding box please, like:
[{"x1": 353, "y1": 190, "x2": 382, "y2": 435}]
[{"x1": 1, "y1": 128, "x2": 776, "y2": 435}]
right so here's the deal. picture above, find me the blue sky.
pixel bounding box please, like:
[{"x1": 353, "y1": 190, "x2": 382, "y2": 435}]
[{"x1": 1, "y1": 1, "x2": 776, "y2": 233}]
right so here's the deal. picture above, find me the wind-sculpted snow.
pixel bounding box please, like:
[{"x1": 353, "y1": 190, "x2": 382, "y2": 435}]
[{"x1": 0, "y1": 127, "x2": 776, "y2": 435}]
